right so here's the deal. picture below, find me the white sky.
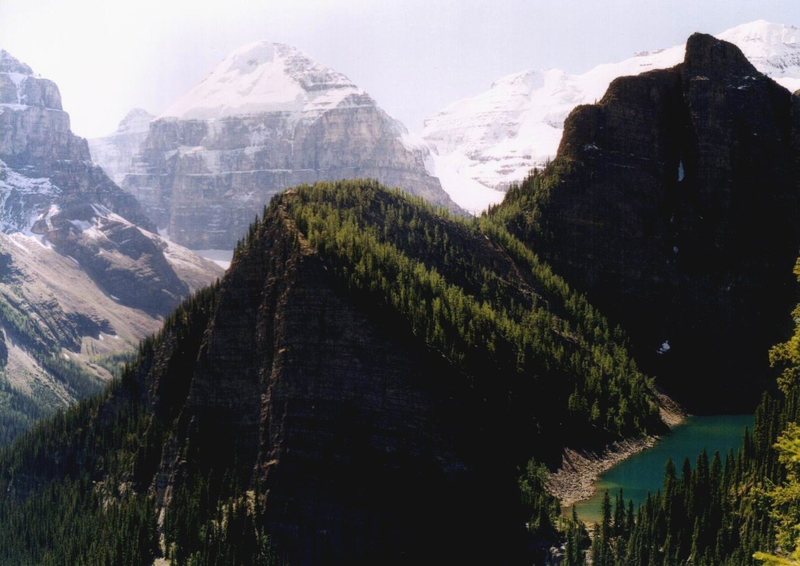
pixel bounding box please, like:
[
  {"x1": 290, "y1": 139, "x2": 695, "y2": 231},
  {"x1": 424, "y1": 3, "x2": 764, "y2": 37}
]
[{"x1": 2, "y1": 0, "x2": 800, "y2": 138}]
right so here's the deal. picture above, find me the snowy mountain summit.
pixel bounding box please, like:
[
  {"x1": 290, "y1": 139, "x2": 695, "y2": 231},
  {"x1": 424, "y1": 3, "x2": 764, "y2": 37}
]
[
  {"x1": 125, "y1": 40, "x2": 458, "y2": 249},
  {"x1": 160, "y1": 41, "x2": 366, "y2": 121},
  {"x1": 422, "y1": 20, "x2": 800, "y2": 211}
]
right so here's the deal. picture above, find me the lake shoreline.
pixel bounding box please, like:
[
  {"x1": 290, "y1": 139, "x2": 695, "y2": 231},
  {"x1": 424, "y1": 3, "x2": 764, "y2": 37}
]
[
  {"x1": 547, "y1": 393, "x2": 687, "y2": 511},
  {"x1": 547, "y1": 435, "x2": 659, "y2": 511}
]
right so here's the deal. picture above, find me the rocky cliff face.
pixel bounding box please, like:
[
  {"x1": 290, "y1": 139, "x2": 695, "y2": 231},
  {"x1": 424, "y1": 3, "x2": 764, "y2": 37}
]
[
  {"x1": 0, "y1": 51, "x2": 152, "y2": 230},
  {"x1": 122, "y1": 41, "x2": 460, "y2": 249},
  {"x1": 0, "y1": 50, "x2": 222, "y2": 443},
  {"x1": 88, "y1": 108, "x2": 153, "y2": 184},
  {"x1": 498, "y1": 34, "x2": 800, "y2": 410}
]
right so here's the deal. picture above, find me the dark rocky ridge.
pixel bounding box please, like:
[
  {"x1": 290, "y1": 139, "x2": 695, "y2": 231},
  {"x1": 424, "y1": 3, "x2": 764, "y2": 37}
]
[
  {"x1": 498, "y1": 34, "x2": 800, "y2": 411},
  {"x1": 37, "y1": 203, "x2": 190, "y2": 315},
  {"x1": 146, "y1": 198, "x2": 517, "y2": 563}
]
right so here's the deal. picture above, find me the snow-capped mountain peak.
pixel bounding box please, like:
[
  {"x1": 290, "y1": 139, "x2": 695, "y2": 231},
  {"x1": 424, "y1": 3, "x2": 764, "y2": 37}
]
[
  {"x1": 422, "y1": 20, "x2": 800, "y2": 212},
  {"x1": 115, "y1": 108, "x2": 153, "y2": 135},
  {"x1": 159, "y1": 41, "x2": 365, "y2": 121},
  {"x1": 717, "y1": 19, "x2": 800, "y2": 52}
]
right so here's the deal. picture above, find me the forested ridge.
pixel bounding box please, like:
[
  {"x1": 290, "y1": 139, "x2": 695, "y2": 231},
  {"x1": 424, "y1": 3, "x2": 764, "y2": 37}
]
[
  {"x1": 475, "y1": 31, "x2": 800, "y2": 564},
  {"x1": 287, "y1": 181, "x2": 660, "y2": 441},
  {"x1": 488, "y1": 34, "x2": 800, "y2": 414},
  {"x1": 0, "y1": 180, "x2": 667, "y2": 564}
]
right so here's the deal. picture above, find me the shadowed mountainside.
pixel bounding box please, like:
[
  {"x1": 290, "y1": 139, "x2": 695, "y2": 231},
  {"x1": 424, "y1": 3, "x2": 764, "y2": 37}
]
[{"x1": 494, "y1": 33, "x2": 800, "y2": 411}]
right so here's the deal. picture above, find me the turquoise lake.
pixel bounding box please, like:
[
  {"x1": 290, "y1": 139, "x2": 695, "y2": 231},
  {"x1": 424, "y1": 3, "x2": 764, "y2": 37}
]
[{"x1": 572, "y1": 414, "x2": 754, "y2": 524}]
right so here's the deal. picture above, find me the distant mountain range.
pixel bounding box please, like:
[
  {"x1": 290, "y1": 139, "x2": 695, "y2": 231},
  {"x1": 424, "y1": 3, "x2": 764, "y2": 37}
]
[{"x1": 89, "y1": 21, "x2": 800, "y2": 218}]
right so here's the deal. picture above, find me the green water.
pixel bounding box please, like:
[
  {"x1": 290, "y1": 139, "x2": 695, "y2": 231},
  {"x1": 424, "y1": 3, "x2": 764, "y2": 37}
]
[{"x1": 573, "y1": 414, "x2": 754, "y2": 524}]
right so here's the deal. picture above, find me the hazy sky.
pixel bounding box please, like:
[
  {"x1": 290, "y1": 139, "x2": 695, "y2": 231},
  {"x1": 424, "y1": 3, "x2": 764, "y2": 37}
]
[{"x1": 2, "y1": 0, "x2": 800, "y2": 138}]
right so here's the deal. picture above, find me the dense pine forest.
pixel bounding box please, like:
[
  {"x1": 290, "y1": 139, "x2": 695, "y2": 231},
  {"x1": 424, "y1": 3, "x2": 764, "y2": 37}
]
[
  {"x1": 287, "y1": 182, "x2": 660, "y2": 441},
  {"x1": 0, "y1": 283, "x2": 279, "y2": 564}
]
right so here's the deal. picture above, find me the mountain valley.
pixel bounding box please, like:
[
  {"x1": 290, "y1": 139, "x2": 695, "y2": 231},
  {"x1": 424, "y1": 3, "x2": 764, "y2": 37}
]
[{"x1": 1, "y1": 16, "x2": 800, "y2": 566}]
